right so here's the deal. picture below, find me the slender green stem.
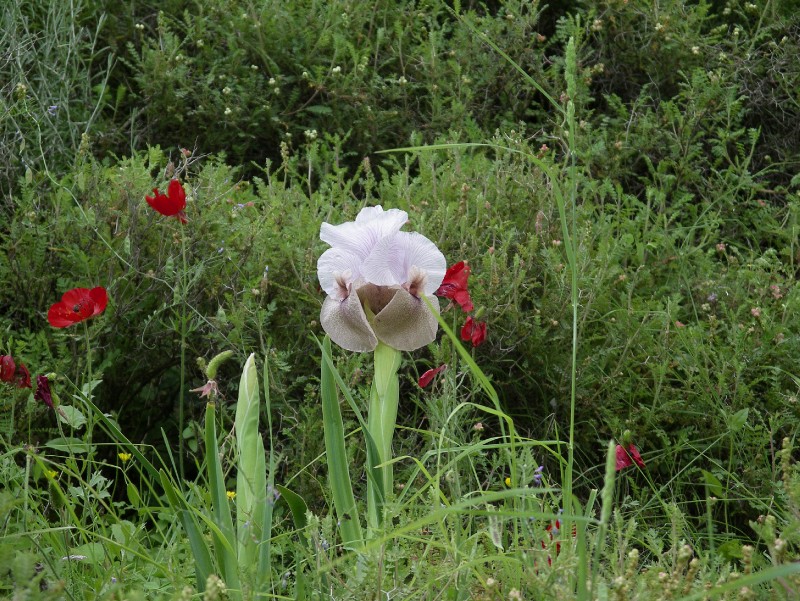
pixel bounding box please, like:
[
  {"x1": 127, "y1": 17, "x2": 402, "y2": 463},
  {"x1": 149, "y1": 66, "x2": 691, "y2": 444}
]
[
  {"x1": 82, "y1": 319, "x2": 94, "y2": 464},
  {"x1": 178, "y1": 230, "x2": 188, "y2": 482},
  {"x1": 367, "y1": 342, "x2": 401, "y2": 531}
]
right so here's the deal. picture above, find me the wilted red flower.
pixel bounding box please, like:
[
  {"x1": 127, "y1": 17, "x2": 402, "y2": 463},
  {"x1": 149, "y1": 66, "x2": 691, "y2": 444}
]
[
  {"x1": 14, "y1": 363, "x2": 31, "y2": 388},
  {"x1": 34, "y1": 375, "x2": 53, "y2": 409},
  {"x1": 615, "y1": 444, "x2": 645, "y2": 471},
  {"x1": 460, "y1": 316, "x2": 487, "y2": 347},
  {"x1": 1, "y1": 355, "x2": 31, "y2": 388},
  {"x1": 145, "y1": 179, "x2": 187, "y2": 223},
  {"x1": 435, "y1": 261, "x2": 474, "y2": 313},
  {"x1": 0, "y1": 355, "x2": 15, "y2": 383},
  {"x1": 418, "y1": 364, "x2": 447, "y2": 388},
  {"x1": 47, "y1": 287, "x2": 108, "y2": 328}
]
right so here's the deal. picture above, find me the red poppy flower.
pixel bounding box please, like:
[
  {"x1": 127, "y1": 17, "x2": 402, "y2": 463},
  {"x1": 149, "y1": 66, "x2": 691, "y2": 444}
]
[
  {"x1": 145, "y1": 179, "x2": 188, "y2": 223},
  {"x1": 35, "y1": 375, "x2": 53, "y2": 409},
  {"x1": 435, "y1": 261, "x2": 474, "y2": 313},
  {"x1": 47, "y1": 287, "x2": 108, "y2": 328},
  {"x1": 418, "y1": 364, "x2": 447, "y2": 388},
  {"x1": 615, "y1": 444, "x2": 645, "y2": 471},
  {"x1": 14, "y1": 363, "x2": 31, "y2": 388},
  {"x1": 460, "y1": 316, "x2": 487, "y2": 347},
  {"x1": 0, "y1": 355, "x2": 15, "y2": 383}
]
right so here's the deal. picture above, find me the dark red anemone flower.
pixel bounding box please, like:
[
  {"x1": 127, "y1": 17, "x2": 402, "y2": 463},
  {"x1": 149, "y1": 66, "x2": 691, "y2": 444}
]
[
  {"x1": 145, "y1": 179, "x2": 187, "y2": 223},
  {"x1": 14, "y1": 363, "x2": 31, "y2": 388},
  {"x1": 418, "y1": 364, "x2": 447, "y2": 388},
  {"x1": 1, "y1": 355, "x2": 31, "y2": 388},
  {"x1": 460, "y1": 316, "x2": 487, "y2": 347},
  {"x1": 34, "y1": 375, "x2": 53, "y2": 409},
  {"x1": 47, "y1": 287, "x2": 108, "y2": 328},
  {"x1": 615, "y1": 444, "x2": 646, "y2": 471},
  {"x1": 435, "y1": 261, "x2": 474, "y2": 313},
  {"x1": 0, "y1": 355, "x2": 15, "y2": 383}
]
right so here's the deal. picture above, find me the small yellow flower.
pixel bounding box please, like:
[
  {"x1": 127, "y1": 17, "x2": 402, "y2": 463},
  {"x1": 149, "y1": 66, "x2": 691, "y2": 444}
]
[
  {"x1": 226, "y1": 490, "x2": 236, "y2": 500},
  {"x1": 45, "y1": 469, "x2": 58, "y2": 479},
  {"x1": 118, "y1": 452, "x2": 132, "y2": 462},
  {"x1": 504, "y1": 477, "x2": 512, "y2": 487}
]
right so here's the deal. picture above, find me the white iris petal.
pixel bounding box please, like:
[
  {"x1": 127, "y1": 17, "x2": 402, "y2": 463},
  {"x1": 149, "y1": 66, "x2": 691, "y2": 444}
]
[
  {"x1": 317, "y1": 248, "x2": 362, "y2": 298},
  {"x1": 320, "y1": 206, "x2": 408, "y2": 259},
  {"x1": 361, "y1": 231, "x2": 446, "y2": 294}
]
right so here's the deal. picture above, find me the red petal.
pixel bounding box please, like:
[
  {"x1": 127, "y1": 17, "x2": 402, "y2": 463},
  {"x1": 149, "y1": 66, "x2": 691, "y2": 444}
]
[
  {"x1": 418, "y1": 364, "x2": 447, "y2": 388},
  {"x1": 0, "y1": 355, "x2": 15, "y2": 382},
  {"x1": 460, "y1": 316, "x2": 474, "y2": 342},
  {"x1": 615, "y1": 444, "x2": 645, "y2": 471},
  {"x1": 15, "y1": 363, "x2": 31, "y2": 388},
  {"x1": 167, "y1": 179, "x2": 186, "y2": 208},
  {"x1": 48, "y1": 301, "x2": 78, "y2": 327},
  {"x1": 452, "y1": 289, "x2": 474, "y2": 313},
  {"x1": 471, "y1": 320, "x2": 487, "y2": 347},
  {"x1": 89, "y1": 287, "x2": 109, "y2": 316}
]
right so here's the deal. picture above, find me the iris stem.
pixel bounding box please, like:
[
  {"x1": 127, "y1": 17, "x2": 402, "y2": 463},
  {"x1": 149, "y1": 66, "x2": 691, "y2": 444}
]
[{"x1": 366, "y1": 342, "x2": 401, "y2": 531}]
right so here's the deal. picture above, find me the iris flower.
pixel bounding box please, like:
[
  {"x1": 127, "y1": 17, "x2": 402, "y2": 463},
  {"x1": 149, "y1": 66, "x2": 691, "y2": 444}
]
[
  {"x1": 317, "y1": 206, "x2": 446, "y2": 352},
  {"x1": 145, "y1": 179, "x2": 188, "y2": 224},
  {"x1": 47, "y1": 287, "x2": 108, "y2": 328}
]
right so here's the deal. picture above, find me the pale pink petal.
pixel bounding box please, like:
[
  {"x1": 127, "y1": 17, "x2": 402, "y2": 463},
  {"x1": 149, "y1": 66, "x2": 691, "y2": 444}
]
[
  {"x1": 320, "y1": 206, "x2": 408, "y2": 259},
  {"x1": 317, "y1": 248, "x2": 362, "y2": 298},
  {"x1": 361, "y1": 232, "x2": 446, "y2": 294}
]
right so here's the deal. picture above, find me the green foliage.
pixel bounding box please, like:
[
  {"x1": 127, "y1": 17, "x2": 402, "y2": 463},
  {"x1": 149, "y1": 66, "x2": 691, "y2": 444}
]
[{"x1": 1, "y1": 0, "x2": 800, "y2": 598}]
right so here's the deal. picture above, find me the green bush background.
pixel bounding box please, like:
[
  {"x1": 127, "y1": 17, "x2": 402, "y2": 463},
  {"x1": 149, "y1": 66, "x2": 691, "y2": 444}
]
[{"x1": 2, "y1": 0, "x2": 799, "y2": 551}]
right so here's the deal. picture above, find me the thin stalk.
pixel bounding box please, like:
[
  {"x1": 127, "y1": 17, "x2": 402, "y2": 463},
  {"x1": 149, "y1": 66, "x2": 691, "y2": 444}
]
[
  {"x1": 178, "y1": 232, "x2": 188, "y2": 482},
  {"x1": 367, "y1": 342, "x2": 401, "y2": 531},
  {"x1": 560, "y1": 36, "x2": 580, "y2": 542}
]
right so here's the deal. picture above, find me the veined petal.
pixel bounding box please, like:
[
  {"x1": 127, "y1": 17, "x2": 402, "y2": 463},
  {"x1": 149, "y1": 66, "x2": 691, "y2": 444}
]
[
  {"x1": 371, "y1": 290, "x2": 440, "y2": 351},
  {"x1": 320, "y1": 206, "x2": 407, "y2": 258},
  {"x1": 354, "y1": 205, "x2": 408, "y2": 227},
  {"x1": 361, "y1": 231, "x2": 446, "y2": 295},
  {"x1": 317, "y1": 248, "x2": 362, "y2": 298},
  {"x1": 320, "y1": 287, "x2": 379, "y2": 352}
]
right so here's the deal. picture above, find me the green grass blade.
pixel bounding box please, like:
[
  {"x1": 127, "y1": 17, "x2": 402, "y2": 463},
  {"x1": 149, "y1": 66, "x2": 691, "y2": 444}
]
[
  {"x1": 320, "y1": 335, "x2": 364, "y2": 549},
  {"x1": 160, "y1": 470, "x2": 213, "y2": 591},
  {"x1": 275, "y1": 484, "x2": 308, "y2": 534},
  {"x1": 204, "y1": 401, "x2": 242, "y2": 598},
  {"x1": 315, "y1": 335, "x2": 386, "y2": 506}
]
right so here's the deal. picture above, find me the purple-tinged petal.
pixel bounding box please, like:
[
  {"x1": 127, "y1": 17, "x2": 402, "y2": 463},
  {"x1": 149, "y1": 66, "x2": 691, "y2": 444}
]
[
  {"x1": 361, "y1": 231, "x2": 446, "y2": 294},
  {"x1": 320, "y1": 206, "x2": 407, "y2": 259}
]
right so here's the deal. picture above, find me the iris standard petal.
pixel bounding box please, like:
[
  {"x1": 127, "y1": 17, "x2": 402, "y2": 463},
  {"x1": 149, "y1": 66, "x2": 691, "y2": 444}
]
[
  {"x1": 317, "y1": 247, "x2": 363, "y2": 298},
  {"x1": 361, "y1": 231, "x2": 446, "y2": 295},
  {"x1": 320, "y1": 206, "x2": 408, "y2": 259}
]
